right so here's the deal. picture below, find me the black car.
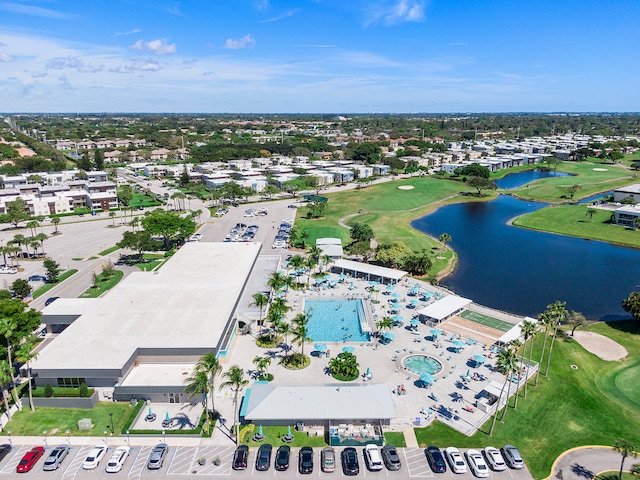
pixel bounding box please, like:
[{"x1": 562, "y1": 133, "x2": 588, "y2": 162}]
[
  {"x1": 382, "y1": 445, "x2": 402, "y2": 471},
  {"x1": 44, "y1": 296, "x2": 59, "y2": 306},
  {"x1": 298, "y1": 447, "x2": 313, "y2": 474},
  {"x1": 425, "y1": 446, "x2": 447, "y2": 473},
  {"x1": 232, "y1": 445, "x2": 248, "y2": 470},
  {"x1": 255, "y1": 444, "x2": 272, "y2": 471},
  {"x1": 275, "y1": 446, "x2": 290, "y2": 471},
  {"x1": 341, "y1": 447, "x2": 360, "y2": 476},
  {"x1": 0, "y1": 444, "x2": 11, "y2": 464}
]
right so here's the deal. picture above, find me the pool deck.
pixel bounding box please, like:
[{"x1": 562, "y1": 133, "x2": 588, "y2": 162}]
[{"x1": 213, "y1": 272, "x2": 535, "y2": 445}]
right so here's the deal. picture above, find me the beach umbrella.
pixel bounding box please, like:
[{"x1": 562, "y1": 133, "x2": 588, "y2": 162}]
[
  {"x1": 410, "y1": 299, "x2": 419, "y2": 305},
  {"x1": 391, "y1": 293, "x2": 401, "y2": 299},
  {"x1": 382, "y1": 332, "x2": 395, "y2": 341},
  {"x1": 165, "y1": 411, "x2": 170, "y2": 421},
  {"x1": 342, "y1": 346, "x2": 355, "y2": 353},
  {"x1": 466, "y1": 369, "x2": 471, "y2": 377},
  {"x1": 315, "y1": 343, "x2": 327, "y2": 352},
  {"x1": 420, "y1": 373, "x2": 435, "y2": 385},
  {"x1": 392, "y1": 315, "x2": 403, "y2": 323},
  {"x1": 410, "y1": 318, "x2": 421, "y2": 326},
  {"x1": 452, "y1": 339, "x2": 465, "y2": 347},
  {"x1": 365, "y1": 367, "x2": 371, "y2": 376},
  {"x1": 148, "y1": 407, "x2": 152, "y2": 417},
  {"x1": 287, "y1": 425, "x2": 292, "y2": 437},
  {"x1": 430, "y1": 328, "x2": 442, "y2": 337},
  {"x1": 258, "y1": 425, "x2": 263, "y2": 436},
  {"x1": 473, "y1": 354, "x2": 487, "y2": 364}
]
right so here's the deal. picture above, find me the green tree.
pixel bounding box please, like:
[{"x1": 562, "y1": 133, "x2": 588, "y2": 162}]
[
  {"x1": 439, "y1": 233, "x2": 452, "y2": 251},
  {"x1": 292, "y1": 312, "x2": 312, "y2": 357},
  {"x1": 458, "y1": 163, "x2": 491, "y2": 179},
  {"x1": 586, "y1": 208, "x2": 596, "y2": 221},
  {"x1": 614, "y1": 439, "x2": 638, "y2": 480},
  {"x1": 118, "y1": 230, "x2": 153, "y2": 260},
  {"x1": 543, "y1": 301, "x2": 568, "y2": 376},
  {"x1": 252, "y1": 355, "x2": 271, "y2": 379},
  {"x1": 51, "y1": 216, "x2": 61, "y2": 234},
  {"x1": 0, "y1": 360, "x2": 14, "y2": 420},
  {"x1": 109, "y1": 211, "x2": 116, "y2": 226},
  {"x1": 93, "y1": 148, "x2": 104, "y2": 170},
  {"x1": 566, "y1": 310, "x2": 590, "y2": 336},
  {"x1": 184, "y1": 369, "x2": 209, "y2": 408},
  {"x1": 489, "y1": 345, "x2": 518, "y2": 436},
  {"x1": 219, "y1": 365, "x2": 248, "y2": 445},
  {"x1": 15, "y1": 335, "x2": 39, "y2": 409},
  {"x1": 622, "y1": 291, "x2": 640, "y2": 322},
  {"x1": 26, "y1": 220, "x2": 40, "y2": 238},
  {"x1": 519, "y1": 319, "x2": 538, "y2": 400},
  {"x1": 350, "y1": 223, "x2": 374, "y2": 243},
  {"x1": 141, "y1": 209, "x2": 195, "y2": 249},
  {"x1": 329, "y1": 352, "x2": 360, "y2": 379},
  {"x1": 0, "y1": 317, "x2": 23, "y2": 411},
  {"x1": 566, "y1": 184, "x2": 581, "y2": 200},
  {"x1": 250, "y1": 292, "x2": 269, "y2": 326},
  {"x1": 195, "y1": 352, "x2": 223, "y2": 416},
  {"x1": 5, "y1": 198, "x2": 30, "y2": 228},
  {"x1": 43, "y1": 258, "x2": 61, "y2": 283},
  {"x1": 467, "y1": 176, "x2": 498, "y2": 196},
  {"x1": 402, "y1": 249, "x2": 433, "y2": 275},
  {"x1": 263, "y1": 185, "x2": 280, "y2": 199},
  {"x1": 349, "y1": 142, "x2": 381, "y2": 164},
  {"x1": 348, "y1": 241, "x2": 373, "y2": 261},
  {"x1": 117, "y1": 184, "x2": 133, "y2": 207},
  {"x1": 180, "y1": 165, "x2": 190, "y2": 187},
  {"x1": 11, "y1": 278, "x2": 32, "y2": 299},
  {"x1": 376, "y1": 241, "x2": 412, "y2": 269}
]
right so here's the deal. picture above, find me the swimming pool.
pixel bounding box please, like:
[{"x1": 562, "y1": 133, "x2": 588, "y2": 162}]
[
  {"x1": 305, "y1": 298, "x2": 370, "y2": 343},
  {"x1": 402, "y1": 355, "x2": 443, "y2": 375}
]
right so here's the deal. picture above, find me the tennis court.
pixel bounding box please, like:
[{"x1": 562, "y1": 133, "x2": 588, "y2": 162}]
[{"x1": 459, "y1": 310, "x2": 514, "y2": 332}]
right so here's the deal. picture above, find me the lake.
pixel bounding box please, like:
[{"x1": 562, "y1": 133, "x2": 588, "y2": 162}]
[{"x1": 411, "y1": 175, "x2": 639, "y2": 320}]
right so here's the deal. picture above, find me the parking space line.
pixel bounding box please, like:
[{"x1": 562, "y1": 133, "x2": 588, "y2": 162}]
[
  {"x1": 61, "y1": 444, "x2": 91, "y2": 479},
  {"x1": 0, "y1": 445, "x2": 28, "y2": 474},
  {"x1": 127, "y1": 445, "x2": 152, "y2": 479}
]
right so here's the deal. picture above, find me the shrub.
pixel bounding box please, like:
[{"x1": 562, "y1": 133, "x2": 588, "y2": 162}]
[
  {"x1": 79, "y1": 382, "x2": 89, "y2": 398},
  {"x1": 44, "y1": 383, "x2": 53, "y2": 398}
]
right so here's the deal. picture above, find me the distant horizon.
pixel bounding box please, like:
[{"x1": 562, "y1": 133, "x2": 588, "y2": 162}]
[{"x1": 1, "y1": 1, "x2": 638, "y2": 112}]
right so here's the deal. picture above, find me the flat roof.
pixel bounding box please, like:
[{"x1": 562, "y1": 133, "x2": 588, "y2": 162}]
[
  {"x1": 498, "y1": 316, "x2": 537, "y2": 344},
  {"x1": 243, "y1": 383, "x2": 396, "y2": 421},
  {"x1": 418, "y1": 295, "x2": 472, "y2": 321},
  {"x1": 32, "y1": 242, "x2": 261, "y2": 374},
  {"x1": 333, "y1": 259, "x2": 407, "y2": 281},
  {"x1": 118, "y1": 363, "x2": 195, "y2": 387}
]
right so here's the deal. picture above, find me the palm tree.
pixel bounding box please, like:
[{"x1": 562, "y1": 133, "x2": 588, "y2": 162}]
[
  {"x1": 219, "y1": 365, "x2": 249, "y2": 445},
  {"x1": 184, "y1": 369, "x2": 209, "y2": 408},
  {"x1": 15, "y1": 336, "x2": 38, "y2": 411},
  {"x1": 269, "y1": 298, "x2": 291, "y2": 327},
  {"x1": 26, "y1": 220, "x2": 40, "y2": 238},
  {"x1": 544, "y1": 301, "x2": 568, "y2": 376},
  {"x1": 4, "y1": 246, "x2": 19, "y2": 266},
  {"x1": 320, "y1": 254, "x2": 333, "y2": 273},
  {"x1": 305, "y1": 256, "x2": 318, "y2": 287},
  {"x1": 10, "y1": 234, "x2": 26, "y2": 258},
  {"x1": 275, "y1": 321, "x2": 291, "y2": 359},
  {"x1": 51, "y1": 217, "x2": 61, "y2": 234},
  {"x1": 0, "y1": 318, "x2": 21, "y2": 411},
  {"x1": 507, "y1": 339, "x2": 523, "y2": 410},
  {"x1": 250, "y1": 292, "x2": 269, "y2": 326},
  {"x1": 267, "y1": 271, "x2": 288, "y2": 293},
  {"x1": 633, "y1": 217, "x2": 640, "y2": 231},
  {"x1": 489, "y1": 346, "x2": 518, "y2": 435},
  {"x1": 35, "y1": 233, "x2": 47, "y2": 256},
  {"x1": 519, "y1": 319, "x2": 537, "y2": 400},
  {"x1": 586, "y1": 208, "x2": 596, "y2": 221},
  {"x1": 439, "y1": 233, "x2": 452, "y2": 252},
  {"x1": 130, "y1": 217, "x2": 140, "y2": 232},
  {"x1": 0, "y1": 360, "x2": 13, "y2": 421},
  {"x1": 307, "y1": 245, "x2": 323, "y2": 263},
  {"x1": 195, "y1": 352, "x2": 222, "y2": 416},
  {"x1": 534, "y1": 311, "x2": 552, "y2": 386},
  {"x1": 288, "y1": 255, "x2": 305, "y2": 285},
  {"x1": 614, "y1": 439, "x2": 638, "y2": 480},
  {"x1": 292, "y1": 312, "x2": 311, "y2": 358},
  {"x1": 252, "y1": 355, "x2": 271, "y2": 379}
]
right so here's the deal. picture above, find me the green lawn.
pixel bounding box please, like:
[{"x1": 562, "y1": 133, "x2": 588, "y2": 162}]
[
  {"x1": 383, "y1": 431, "x2": 407, "y2": 447},
  {"x1": 79, "y1": 270, "x2": 124, "y2": 298},
  {"x1": 7, "y1": 402, "x2": 135, "y2": 436},
  {"x1": 508, "y1": 162, "x2": 635, "y2": 203},
  {"x1": 241, "y1": 425, "x2": 328, "y2": 447},
  {"x1": 513, "y1": 204, "x2": 640, "y2": 249},
  {"x1": 414, "y1": 321, "x2": 640, "y2": 480}
]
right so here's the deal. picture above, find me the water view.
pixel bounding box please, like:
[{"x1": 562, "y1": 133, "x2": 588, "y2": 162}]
[
  {"x1": 495, "y1": 169, "x2": 572, "y2": 189},
  {"x1": 412, "y1": 174, "x2": 640, "y2": 320}
]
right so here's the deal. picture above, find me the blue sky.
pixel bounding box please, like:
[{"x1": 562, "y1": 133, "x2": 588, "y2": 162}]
[{"x1": 0, "y1": 0, "x2": 638, "y2": 113}]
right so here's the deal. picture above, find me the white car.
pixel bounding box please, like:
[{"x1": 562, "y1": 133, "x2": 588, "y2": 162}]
[
  {"x1": 444, "y1": 447, "x2": 467, "y2": 474},
  {"x1": 82, "y1": 445, "x2": 107, "y2": 470},
  {"x1": 465, "y1": 450, "x2": 489, "y2": 478},
  {"x1": 484, "y1": 446, "x2": 507, "y2": 471},
  {"x1": 363, "y1": 444, "x2": 383, "y2": 471},
  {"x1": 105, "y1": 446, "x2": 130, "y2": 473}
]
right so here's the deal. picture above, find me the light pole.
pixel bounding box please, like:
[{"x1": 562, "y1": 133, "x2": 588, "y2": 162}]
[
  {"x1": 43, "y1": 430, "x2": 47, "y2": 446},
  {"x1": 104, "y1": 430, "x2": 108, "y2": 446},
  {"x1": 126, "y1": 430, "x2": 130, "y2": 446},
  {"x1": 66, "y1": 430, "x2": 70, "y2": 445},
  {"x1": 162, "y1": 429, "x2": 165, "y2": 444},
  {"x1": 109, "y1": 413, "x2": 114, "y2": 435}
]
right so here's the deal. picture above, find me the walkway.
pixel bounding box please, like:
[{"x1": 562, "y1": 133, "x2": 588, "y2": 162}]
[{"x1": 546, "y1": 446, "x2": 622, "y2": 480}]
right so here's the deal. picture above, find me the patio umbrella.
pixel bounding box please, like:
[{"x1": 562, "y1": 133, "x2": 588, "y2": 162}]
[
  {"x1": 392, "y1": 315, "x2": 403, "y2": 323},
  {"x1": 452, "y1": 340, "x2": 465, "y2": 347},
  {"x1": 430, "y1": 328, "x2": 442, "y2": 336},
  {"x1": 258, "y1": 425, "x2": 263, "y2": 436},
  {"x1": 420, "y1": 373, "x2": 435, "y2": 385},
  {"x1": 391, "y1": 293, "x2": 401, "y2": 299},
  {"x1": 148, "y1": 407, "x2": 152, "y2": 417},
  {"x1": 315, "y1": 343, "x2": 327, "y2": 352},
  {"x1": 365, "y1": 367, "x2": 371, "y2": 376},
  {"x1": 410, "y1": 299, "x2": 419, "y2": 305},
  {"x1": 386, "y1": 284, "x2": 395, "y2": 291},
  {"x1": 342, "y1": 346, "x2": 355, "y2": 353},
  {"x1": 165, "y1": 411, "x2": 170, "y2": 421},
  {"x1": 368, "y1": 280, "x2": 379, "y2": 285},
  {"x1": 287, "y1": 425, "x2": 292, "y2": 437},
  {"x1": 473, "y1": 354, "x2": 487, "y2": 364},
  {"x1": 466, "y1": 369, "x2": 471, "y2": 377},
  {"x1": 382, "y1": 332, "x2": 395, "y2": 341},
  {"x1": 410, "y1": 318, "x2": 421, "y2": 326}
]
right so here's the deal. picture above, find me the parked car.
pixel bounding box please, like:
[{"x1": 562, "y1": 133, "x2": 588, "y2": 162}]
[
  {"x1": 147, "y1": 443, "x2": 169, "y2": 470},
  {"x1": 364, "y1": 444, "x2": 384, "y2": 471},
  {"x1": 341, "y1": 447, "x2": 359, "y2": 476},
  {"x1": 232, "y1": 445, "x2": 248, "y2": 470},
  {"x1": 425, "y1": 446, "x2": 447, "y2": 473},
  {"x1": 444, "y1": 447, "x2": 467, "y2": 474},
  {"x1": 44, "y1": 296, "x2": 59, "y2": 306},
  {"x1": 381, "y1": 445, "x2": 401, "y2": 471},
  {"x1": 466, "y1": 449, "x2": 490, "y2": 478},
  {"x1": 28, "y1": 275, "x2": 47, "y2": 282},
  {"x1": 501, "y1": 445, "x2": 525, "y2": 469},
  {"x1": 274, "y1": 446, "x2": 290, "y2": 471},
  {"x1": 298, "y1": 447, "x2": 314, "y2": 474},
  {"x1": 0, "y1": 444, "x2": 11, "y2": 464},
  {"x1": 82, "y1": 444, "x2": 107, "y2": 470},
  {"x1": 105, "y1": 446, "x2": 130, "y2": 473},
  {"x1": 483, "y1": 446, "x2": 507, "y2": 471},
  {"x1": 43, "y1": 444, "x2": 70, "y2": 471},
  {"x1": 16, "y1": 446, "x2": 44, "y2": 473},
  {"x1": 321, "y1": 447, "x2": 336, "y2": 473},
  {"x1": 255, "y1": 444, "x2": 272, "y2": 471}
]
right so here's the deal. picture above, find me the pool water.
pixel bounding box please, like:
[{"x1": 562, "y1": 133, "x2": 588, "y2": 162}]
[
  {"x1": 402, "y1": 355, "x2": 443, "y2": 375},
  {"x1": 305, "y1": 299, "x2": 370, "y2": 343}
]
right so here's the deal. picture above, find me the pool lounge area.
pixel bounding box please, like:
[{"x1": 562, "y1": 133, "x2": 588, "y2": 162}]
[{"x1": 304, "y1": 297, "x2": 373, "y2": 343}]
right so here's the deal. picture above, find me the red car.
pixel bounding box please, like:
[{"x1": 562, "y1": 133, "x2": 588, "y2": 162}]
[{"x1": 17, "y1": 446, "x2": 45, "y2": 473}]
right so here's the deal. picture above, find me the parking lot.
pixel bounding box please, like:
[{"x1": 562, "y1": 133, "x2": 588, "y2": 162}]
[{"x1": 0, "y1": 444, "x2": 533, "y2": 479}]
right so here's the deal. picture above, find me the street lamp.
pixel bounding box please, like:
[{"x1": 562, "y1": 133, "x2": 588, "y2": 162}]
[
  {"x1": 162, "y1": 429, "x2": 165, "y2": 444},
  {"x1": 109, "y1": 413, "x2": 115, "y2": 435},
  {"x1": 43, "y1": 430, "x2": 47, "y2": 446},
  {"x1": 126, "y1": 430, "x2": 130, "y2": 446},
  {"x1": 66, "y1": 430, "x2": 70, "y2": 445},
  {"x1": 104, "y1": 430, "x2": 108, "y2": 445}
]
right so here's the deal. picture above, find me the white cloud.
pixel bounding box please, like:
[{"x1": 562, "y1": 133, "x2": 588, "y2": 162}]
[
  {"x1": 114, "y1": 29, "x2": 142, "y2": 37},
  {"x1": 109, "y1": 58, "x2": 162, "y2": 73},
  {"x1": 261, "y1": 9, "x2": 299, "y2": 23},
  {"x1": 224, "y1": 34, "x2": 256, "y2": 49},
  {"x1": 130, "y1": 39, "x2": 176, "y2": 55},
  {"x1": 46, "y1": 56, "x2": 104, "y2": 73},
  {"x1": 366, "y1": 0, "x2": 425, "y2": 26},
  {"x1": 0, "y1": 52, "x2": 14, "y2": 62},
  {"x1": 0, "y1": 2, "x2": 74, "y2": 19}
]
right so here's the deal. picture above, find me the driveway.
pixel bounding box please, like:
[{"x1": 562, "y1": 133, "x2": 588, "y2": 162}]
[{"x1": 548, "y1": 446, "x2": 622, "y2": 480}]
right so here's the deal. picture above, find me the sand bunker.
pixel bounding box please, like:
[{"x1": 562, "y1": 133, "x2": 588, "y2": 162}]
[
  {"x1": 592, "y1": 168, "x2": 608, "y2": 171},
  {"x1": 572, "y1": 331, "x2": 627, "y2": 361},
  {"x1": 398, "y1": 185, "x2": 415, "y2": 190}
]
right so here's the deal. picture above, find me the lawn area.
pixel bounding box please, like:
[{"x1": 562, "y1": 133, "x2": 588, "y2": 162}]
[
  {"x1": 508, "y1": 162, "x2": 635, "y2": 203},
  {"x1": 384, "y1": 431, "x2": 407, "y2": 448},
  {"x1": 241, "y1": 425, "x2": 327, "y2": 448},
  {"x1": 512, "y1": 204, "x2": 640, "y2": 249},
  {"x1": 32, "y1": 269, "x2": 77, "y2": 299},
  {"x1": 414, "y1": 321, "x2": 640, "y2": 480},
  {"x1": 7, "y1": 402, "x2": 135, "y2": 436},
  {"x1": 79, "y1": 270, "x2": 124, "y2": 298},
  {"x1": 129, "y1": 191, "x2": 162, "y2": 208}
]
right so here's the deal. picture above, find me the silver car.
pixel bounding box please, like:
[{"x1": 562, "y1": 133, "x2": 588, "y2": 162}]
[
  {"x1": 147, "y1": 443, "x2": 169, "y2": 470},
  {"x1": 43, "y1": 445, "x2": 69, "y2": 471}
]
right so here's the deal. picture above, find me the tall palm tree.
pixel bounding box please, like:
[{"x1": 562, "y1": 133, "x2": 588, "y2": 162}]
[
  {"x1": 321, "y1": 254, "x2": 333, "y2": 273},
  {"x1": 15, "y1": 336, "x2": 38, "y2": 411},
  {"x1": 195, "y1": 352, "x2": 222, "y2": 416},
  {"x1": 544, "y1": 301, "x2": 568, "y2": 376},
  {"x1": 26, "y1": 220, "x2": 40, "y2": 238},
  {"x1": 267, "y1": 271, "x2": 288, "y2": 293},
  {"x1": 184, "y1": 369, "x2": 209, "y2": 408},
  {"x1": 292, "y1": 312, "x2": 311, "y2": 358},
  {"x1": 534, "y1": 311, "x2": 551, "y2": 386},
  {"x1": 250, "y1": 292, "x2": 269, "y2": 326},
  {"x1": 614, "y1": 439, "x2": 638, "y2": 480},
  {"x1": 489, "y1": 346, "x2": 518, "y2": 435},
  {"x1": 35, "y1": 233, "x2": 48, "y2": 256},
  {"x1": 519, "y1": 319, "x2": 537, "y2": 400},
  {"x1": 109, "y1": 211, "x2": 116, "y2": 226},
  {"x1": 10, "y1": 234, "x2": 26, "y2": 258},
  {"x1": 0, "y1": 360, "x2": 13, "y2": 420},
  {"x1": 508, "y1": 339, "x2": 523, "y2": 410},
  {"x1": 288, "y1": 255, "x2": 305, "y2": 285},
  {"x1": 0, "y1": 318, "x2": 21, "y2": 411},
  {"x1": 252, "y1": 355, "x2": 271, "y2": 379},
  {"x1": 51, "y1": 217, "x2": 61, "y2": 234},
  {"x1": 439, "y1": 233, "x2": 452, "y2": 252},
  {"x1": 305, "y1": 256, "x2": 318, "y2": 287},
  {"x1": 219, "y1": 366, "x2": 249, "y2": 445},
  {"x1": 276, "y1": 321, "x2": 291, "y2": 360}
]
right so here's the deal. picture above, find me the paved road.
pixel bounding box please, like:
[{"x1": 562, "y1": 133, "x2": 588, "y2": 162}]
[{"x1": 547, "y1": 446, "x2": 622, "y2": 480}]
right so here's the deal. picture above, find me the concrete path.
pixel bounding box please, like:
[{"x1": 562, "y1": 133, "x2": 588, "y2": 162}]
[
  {"x1": 546, "y1": 446, "x2": 623, "y2": 480},
  {"x1": 402, "y1": 427, "x2": 419, "y2": 448}
]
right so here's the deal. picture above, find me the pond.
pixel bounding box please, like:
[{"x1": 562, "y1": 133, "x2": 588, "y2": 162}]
[
  {"x1": 412, "y1": 183, "x2": 639, "y2": 321},
  {"x1": 494, "y1": 169, "x2": 572, "y2": 189}
]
